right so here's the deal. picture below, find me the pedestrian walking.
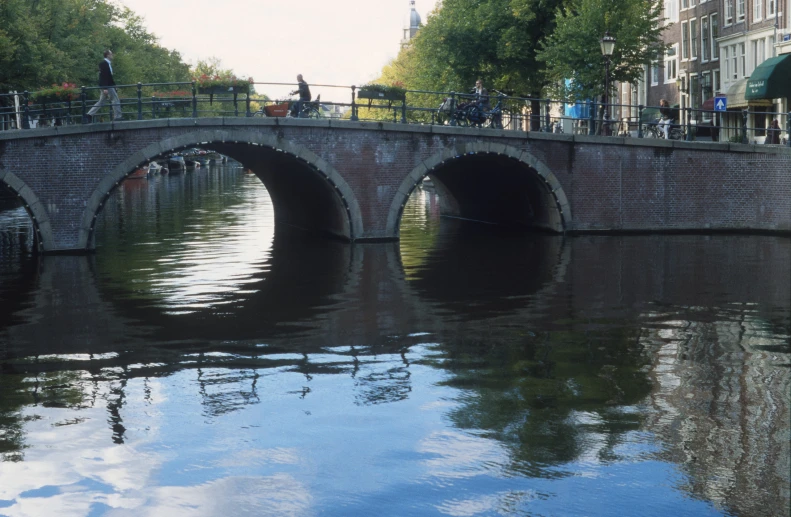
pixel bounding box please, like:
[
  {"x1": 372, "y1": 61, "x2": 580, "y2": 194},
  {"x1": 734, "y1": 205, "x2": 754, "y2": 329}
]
[
  {"x1": 766, "y1": 119, "x2": 781, "y2": 145},
  {"x1": 87, "y1": 50, "x2": 122, "y2": 122}
]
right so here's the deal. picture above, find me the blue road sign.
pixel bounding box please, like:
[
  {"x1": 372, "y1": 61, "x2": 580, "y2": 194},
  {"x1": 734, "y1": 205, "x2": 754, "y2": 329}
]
[{"x1": 714, "y1": 96, "x2": 727, "y2": 111}]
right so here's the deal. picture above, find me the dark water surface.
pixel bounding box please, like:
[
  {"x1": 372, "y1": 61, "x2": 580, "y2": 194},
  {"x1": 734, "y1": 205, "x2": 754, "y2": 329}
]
[{"x1": 0, "y1": 167, "x2": 789, "y2": 517}]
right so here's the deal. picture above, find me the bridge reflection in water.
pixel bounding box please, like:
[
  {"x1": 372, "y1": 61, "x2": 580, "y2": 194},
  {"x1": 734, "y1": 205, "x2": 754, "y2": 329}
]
[{"x1": 0, "y1": 167, "x2": 788, "y2": 516}]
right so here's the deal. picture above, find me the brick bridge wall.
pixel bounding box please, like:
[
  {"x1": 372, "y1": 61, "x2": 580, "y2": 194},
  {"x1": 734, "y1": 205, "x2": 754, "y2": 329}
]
[{"x1": 0, "y1": 118, "x2": 789, "y2": 253}]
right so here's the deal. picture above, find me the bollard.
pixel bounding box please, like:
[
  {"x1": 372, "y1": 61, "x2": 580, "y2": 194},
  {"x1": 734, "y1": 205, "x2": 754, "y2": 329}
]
[
  {"x1": 350, "y1": 86, "x2": 359, "y2": 122},
  {"x1": 21, "y1": 91, "x2": 31, "y2": 129},
  {"x1": 686, "y1": 107, "x2": 693, "y2": 141},
  {"x1": 191, "y1": 81, "x2": 197, "y2": 118},
  {"x1": 137, "y1": 83, "x2": 143, "y2": 120},
  {"x1": 787, "y1": 112, "x2": 791, "y2": 147},
  {"x1": 589, "y1": 100, "x2": 596, "y2": 135},
  {"x1": 741, "y1": 109, "x2": 748, "y2": 144},
  {"x1": 637, "y1": 105, "x2": 644, "y2": 138}
]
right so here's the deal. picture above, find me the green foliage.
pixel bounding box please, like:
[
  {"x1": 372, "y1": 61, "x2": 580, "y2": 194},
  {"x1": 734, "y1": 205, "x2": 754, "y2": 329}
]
[
  {"x1": 537, "y1": 0, "x2": 666, "y2": 101},
  {"x1": 0, "y1": 0, "x2": 192, "y2": 93},
  {"x1": 358, "y1": 83, "x2": 407, "y2": 96},
  {"x1": 378, "y1": 0, "x2": 566, "y2": 98}
]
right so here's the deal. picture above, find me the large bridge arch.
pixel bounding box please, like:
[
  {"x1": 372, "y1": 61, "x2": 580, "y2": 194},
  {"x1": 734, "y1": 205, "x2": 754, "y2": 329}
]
[
  {"x1": 386, "y1": 142, "x2": 571, "y2": 237},
  {"x1": 78, "y1": 129, "x2": 365, "y2": 249},
  {"x1": 0, "y1": 170, "x2": 52, "y2": 252}
]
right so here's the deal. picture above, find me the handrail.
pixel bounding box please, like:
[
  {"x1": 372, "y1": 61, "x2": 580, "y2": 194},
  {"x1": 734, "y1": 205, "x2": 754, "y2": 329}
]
[{"x1": 0, "y1": 80, "x2": 788, "y2": 146}]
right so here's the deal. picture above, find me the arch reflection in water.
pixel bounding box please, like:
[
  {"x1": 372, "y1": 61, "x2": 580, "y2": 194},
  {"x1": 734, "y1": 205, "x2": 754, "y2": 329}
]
[{"x1": 0, "y1": 166, "x2": 788, "y2": 516}]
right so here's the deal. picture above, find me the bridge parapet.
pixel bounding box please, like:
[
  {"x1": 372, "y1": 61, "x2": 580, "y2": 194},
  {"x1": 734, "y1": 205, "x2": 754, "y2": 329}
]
[{"x1": 0, "y1": 118, "x2": 788, "y2": 253}]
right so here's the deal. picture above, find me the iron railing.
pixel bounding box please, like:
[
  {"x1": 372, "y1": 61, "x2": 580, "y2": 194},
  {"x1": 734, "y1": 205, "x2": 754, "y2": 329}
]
[{"x1": 1, "y1": 81, "x2": 789, "y2": 147}]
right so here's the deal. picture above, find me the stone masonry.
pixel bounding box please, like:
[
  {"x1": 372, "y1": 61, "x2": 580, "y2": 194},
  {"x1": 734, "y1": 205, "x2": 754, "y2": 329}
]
[{"x1": 0, "y1": 118, "x2": 788, "y2": 253}]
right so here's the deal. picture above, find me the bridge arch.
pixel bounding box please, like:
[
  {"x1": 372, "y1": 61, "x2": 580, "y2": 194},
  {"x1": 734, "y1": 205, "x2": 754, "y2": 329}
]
[
  {"x1": 0, "y1": 170, "x2": 53, "y2": 252},
  {"x1": 78, "y1": 129, "x2": 365, "y2": 249},
  {"x1": 386, "y1": 142, "x2": 571, "y2": 236}
]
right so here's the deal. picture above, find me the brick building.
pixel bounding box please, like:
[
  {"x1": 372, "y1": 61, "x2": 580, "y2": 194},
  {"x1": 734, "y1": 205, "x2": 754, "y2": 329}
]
[{"x1": 641, "y1": 0, "x2": 790, "y2": 141}]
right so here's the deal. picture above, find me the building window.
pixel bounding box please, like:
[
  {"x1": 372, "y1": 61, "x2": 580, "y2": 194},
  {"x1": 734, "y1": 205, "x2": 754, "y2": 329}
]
[
  {"x1": 724, "y1": 46, "x2": 730, "y2": 79},
  {"x1": 682, "y1": 21, "x2": 689, "y2": 58},
  {"x1": 702, "y1": 17, "x2": 710, "y2": 61},
  {"x1": 713, "y1": 69, "x2": 720, "y2": 93},
  {"x1": 665, "y1": 45, "x2": 678, "y2": 82},
  {"x1": 768, "y1": 0, "x2": 776, "y2": 16},
  {"x1": 690, "y1": 19, "x2": 698, "y2": 59},
  {"x1": 754, "y1": 0, "x2": 763, "y2": 20},
  {"x1": 725, "y1": 0, "x2": 733, "y2": 24},
  {"x1": 737, "y1": 0, "x2": 745, "y2": 21},
  {"x1": 740, "y1": 43, "x2": 745, "y2": 77},
  {"x1": 665, "y1": 0, "x2": 679, "y2": 22},
  {"x1": 711, "y1": 13, "x2": 719, "y2": 58},
  {"x1": 682, "y1": 0, "x2": 689, "y2": 8},
  {"x1": 652, "y1": 62, "x2": 660, "y2": 85}
]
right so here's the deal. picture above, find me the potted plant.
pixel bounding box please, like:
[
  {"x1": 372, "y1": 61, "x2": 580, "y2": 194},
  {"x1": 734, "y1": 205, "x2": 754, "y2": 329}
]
[
  {"x1": 31, "y1": 83, "x2": 80, "y2": 105},
  {"x1": 357, "y1": 83, "x2": 407, "y2": 102},
  {"x1": 153, "y1": 90, "x2": 193, "y2": 106},
  {"x1": 195, "y1": 75, "x2": 254, "y2": 95}
]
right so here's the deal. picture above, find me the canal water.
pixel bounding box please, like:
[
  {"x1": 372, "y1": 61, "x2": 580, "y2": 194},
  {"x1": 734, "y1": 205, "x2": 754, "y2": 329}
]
[{"x1": 0, "y1": 166, "x2": 789, "y2": 517}]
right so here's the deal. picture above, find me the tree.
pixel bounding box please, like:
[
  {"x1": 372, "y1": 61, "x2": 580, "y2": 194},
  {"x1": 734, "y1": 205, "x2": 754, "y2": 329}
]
[
  {"x1": 370, "y1": 0, "x2": 567, "y2": 129},
  {"x1": 537, "y1": 0, "x2": 666, "y2": 102}
]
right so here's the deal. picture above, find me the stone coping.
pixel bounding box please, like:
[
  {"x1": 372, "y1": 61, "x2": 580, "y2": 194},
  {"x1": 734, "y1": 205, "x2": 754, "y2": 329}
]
[{"x1": 1, "y1": 118, "x2": 790, "y2": 155}]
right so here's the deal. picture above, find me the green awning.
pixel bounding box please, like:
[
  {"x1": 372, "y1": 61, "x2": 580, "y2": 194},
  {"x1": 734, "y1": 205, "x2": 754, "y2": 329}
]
[{"x1": 745, "y1": 54, "x2": 791, "y2": 100}]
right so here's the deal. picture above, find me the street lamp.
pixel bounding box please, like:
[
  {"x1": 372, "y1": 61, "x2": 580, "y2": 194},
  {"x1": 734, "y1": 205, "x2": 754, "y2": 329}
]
[{"x1": 600, "y1": 32, "x2": 616, "y2": 134}]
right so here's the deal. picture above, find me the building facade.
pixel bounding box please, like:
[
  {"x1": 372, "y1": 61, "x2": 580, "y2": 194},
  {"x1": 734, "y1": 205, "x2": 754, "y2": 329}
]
[{"x1": 644, "y1": 0, "x2": 790, "y2": 140}]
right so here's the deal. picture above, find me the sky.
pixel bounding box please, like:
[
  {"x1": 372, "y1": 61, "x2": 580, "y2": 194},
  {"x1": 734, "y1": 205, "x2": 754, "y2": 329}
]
[{"x1": 119, "y1": 0, "x2": 441, "y2": 101}]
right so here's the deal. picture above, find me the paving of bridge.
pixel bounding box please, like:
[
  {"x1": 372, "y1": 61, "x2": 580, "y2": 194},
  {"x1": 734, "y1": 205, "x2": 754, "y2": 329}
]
[{"x1": 0, "y1": 117, "x2": 789, "y2": 253}]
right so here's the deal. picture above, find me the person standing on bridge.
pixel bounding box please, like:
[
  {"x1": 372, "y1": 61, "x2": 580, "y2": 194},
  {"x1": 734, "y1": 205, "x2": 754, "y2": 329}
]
[
  {"x1": 289, "y1": 74, "x2": 311, "y2": 118},
  {"x1": 86, "y1": 50, "x2": 123, "y2": 123}
]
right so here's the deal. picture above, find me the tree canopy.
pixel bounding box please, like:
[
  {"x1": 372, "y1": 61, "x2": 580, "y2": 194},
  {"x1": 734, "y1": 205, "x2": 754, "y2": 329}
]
[
  {"x1": 0, "y1": 0, "x2": 190, "y2": 92},
  {"x1": 537, "y1": 0, "x2": 666, "y2": 101},
  {"x1": 371, "y1": 0, "x2": 666, "y2": 103}
]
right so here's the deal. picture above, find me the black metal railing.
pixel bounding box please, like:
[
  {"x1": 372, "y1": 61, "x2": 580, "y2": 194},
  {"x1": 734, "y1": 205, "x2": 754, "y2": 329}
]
[{"x1": 1, "y1": 81, "x2": 789, "y2": 147}]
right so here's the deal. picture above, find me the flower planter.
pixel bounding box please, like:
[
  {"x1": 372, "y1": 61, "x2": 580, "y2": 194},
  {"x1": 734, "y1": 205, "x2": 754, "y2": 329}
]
[
  {"x1": 197, "y1": 85, "x2": 249, "y2": 95},
  {"x1": 357, "y1": 89, "x2": 406, "y2": 102}
]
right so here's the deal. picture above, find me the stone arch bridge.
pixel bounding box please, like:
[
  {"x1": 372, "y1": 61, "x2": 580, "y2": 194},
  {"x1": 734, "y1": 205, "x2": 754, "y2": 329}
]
[{"x1": 0, "y1": 118, "x2": 789, "y2": 253}]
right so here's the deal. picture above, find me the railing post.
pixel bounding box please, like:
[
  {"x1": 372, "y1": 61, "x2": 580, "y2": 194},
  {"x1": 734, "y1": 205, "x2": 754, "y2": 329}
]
[
  {"x1": 787, "y1": 112, "x2": 791, "y2": 147},
  {"x1": 741, "y1": 109, "x2": 749, "y2": 144},
  {"x1": 246, "y1": 93, "x2": 252, "y2": 117},
  {"x1": 637, "y1": 104, "x2": 644, "y2": 138},
  {"x1": 544, "y1": 98, "x2": 551, "y2": 132},
  {"x1": 589, "y1": 100, "x2": 596, "y2": 135},
  {"x1": 401, "y1": 96, "x2": 407, "y2": 124},
  {"x1": 232, "y1": 92, "x2": 238, "y2": 117},
  {"x1": 151, "y1": 96, "x2": 156, "y2": 119},
  {"x1": 449, "y1": 92, "x2": 457, "y2": 126},
  {"x1": 81, "y1": 86, "x2": 88, "y2": 124},
  {"x1": 350, "y1": 85, "x2": 359, "y2": 122},
  {"x1": 22, "y1": 91, "x2": 30, "y2": 129},
  {"x1": 136, "y1": 83, "x2": 143, "y2": 120},
  {"x1": 191, "y1": 81, "x2": 197, "y2": 118},
  {"x1": 686, "y1": 107, "x2": 693, "y2": 141}
]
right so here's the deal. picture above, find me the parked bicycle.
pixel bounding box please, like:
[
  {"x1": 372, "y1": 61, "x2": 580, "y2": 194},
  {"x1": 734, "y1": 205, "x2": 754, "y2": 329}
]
[{"x1": 642, "y1": 119, "x2": 684, "y2": 140}]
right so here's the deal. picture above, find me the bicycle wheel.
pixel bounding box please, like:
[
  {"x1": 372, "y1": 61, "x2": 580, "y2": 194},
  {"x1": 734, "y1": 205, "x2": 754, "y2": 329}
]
[
  {"x1": 669, "y1": 127, "x2": 684, "y2": 140},
  {"x1": 305, "y1": 107, "x2": 321, "y2": 119}
]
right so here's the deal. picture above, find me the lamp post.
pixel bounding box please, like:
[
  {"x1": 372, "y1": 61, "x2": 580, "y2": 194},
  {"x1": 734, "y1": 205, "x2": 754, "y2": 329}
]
[{"x1": 600, "y1": 32, "x2": 616, "y2": 135}]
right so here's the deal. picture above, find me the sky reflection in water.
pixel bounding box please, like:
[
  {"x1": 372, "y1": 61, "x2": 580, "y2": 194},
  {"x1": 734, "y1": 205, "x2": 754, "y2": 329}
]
[{"x1": 0, "y1": 168, "x2": 788, "y2": 516}]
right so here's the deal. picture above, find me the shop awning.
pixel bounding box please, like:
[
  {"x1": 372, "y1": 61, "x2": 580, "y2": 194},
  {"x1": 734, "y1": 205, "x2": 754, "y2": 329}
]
[
  {"x1": 745, "y1": 54, "x2": 791, "y2": 100},
  {"x1": 726, "y1": 78, "x2": 773, "y2": 109}
]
